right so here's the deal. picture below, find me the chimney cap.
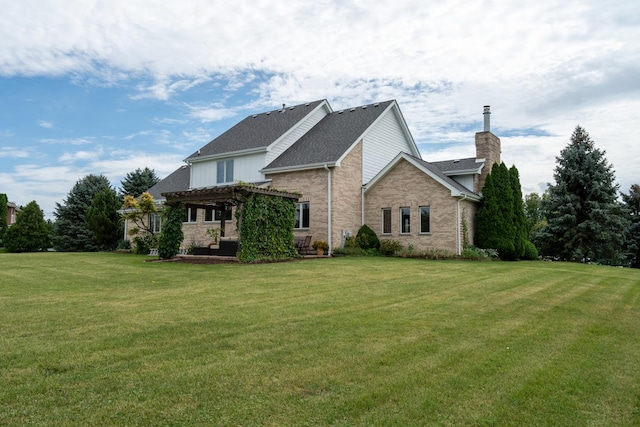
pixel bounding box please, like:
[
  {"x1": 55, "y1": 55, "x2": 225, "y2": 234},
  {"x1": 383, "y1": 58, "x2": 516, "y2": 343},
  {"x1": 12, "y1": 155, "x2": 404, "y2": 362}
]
[{"x1": 483, "y1": 106, "x2": 491, "y2": 131}]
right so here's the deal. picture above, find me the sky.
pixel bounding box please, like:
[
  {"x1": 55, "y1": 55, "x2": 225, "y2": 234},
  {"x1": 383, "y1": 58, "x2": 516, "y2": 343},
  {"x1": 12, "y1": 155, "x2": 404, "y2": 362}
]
[{"x1": 1, "y1": 0, "x2": 639, "y2": 218}]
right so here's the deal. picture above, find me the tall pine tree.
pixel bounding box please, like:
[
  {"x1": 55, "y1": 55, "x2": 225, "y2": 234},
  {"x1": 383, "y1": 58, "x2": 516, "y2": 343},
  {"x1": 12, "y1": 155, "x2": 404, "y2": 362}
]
[
  {"x1": 476, "y1": 163, "x2": 537, "y2": 260},
  {"x1": 119, "y1": 167, "x2": 160, "y2": 199},
  {"x1": 476, "y1": 162, "x2": 515, "y2": 259},
  {"x1": 53, "y1": 174, "x2": 115, "y2": 252},
  {"x1": 537, "y1": 126, "x2": 628, "y2": 264},
  {"x1": 86, "y1": 189, "x2": 122, "y2": 250},
  {"x1": 510, "y1": 166, "x2": 528, "y2": 259}
]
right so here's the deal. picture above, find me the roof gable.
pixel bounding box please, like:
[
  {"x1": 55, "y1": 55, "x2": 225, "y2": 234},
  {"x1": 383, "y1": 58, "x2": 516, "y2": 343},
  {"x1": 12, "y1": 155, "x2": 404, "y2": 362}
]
[
  {"x1": 185, "y1": 100, "x2": 327, "y2": 162},
  {"x1": 364, "y1": 152, "x2": 481, "y2": 200},
  {"x1": 262, "y1": 100, "x2": 399, "y2": 172},
  {"x1": 147, "y1": 164, "x2": 191, "y2": 201}
]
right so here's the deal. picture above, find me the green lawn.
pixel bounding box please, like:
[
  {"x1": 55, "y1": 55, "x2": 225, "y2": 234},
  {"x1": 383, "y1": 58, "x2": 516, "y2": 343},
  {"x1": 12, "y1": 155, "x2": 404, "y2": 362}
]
[{"x1": 1, "y1": 253, "x2": 639, "y2": 426}]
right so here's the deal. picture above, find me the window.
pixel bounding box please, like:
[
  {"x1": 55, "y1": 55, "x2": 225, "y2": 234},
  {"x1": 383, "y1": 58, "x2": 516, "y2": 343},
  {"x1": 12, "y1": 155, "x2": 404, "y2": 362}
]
[
  {"x1": 400, "y1": 207, "x2": 411, "y2": 234},
  {"x1": 217, "y1": 159, "x2": 234, "y2": 184},
  {"x1": 420, "y1": 206, "x2": 431, "y2": 233},
  {"x1": 183, "y1": 207, "x2": 198, "y2": 223},
  {"x1": 205, "y1": 206, "x2": 232, "y2": 222},
  {"x1": 295, "y1": 202, "x2": 310, "y2": 229},
  {"x1": 381, "y1": 208, "x2": 391, "y2": 234},
  {"x1": 149, "y1": 212, "x2": 162, "y2": 234}
]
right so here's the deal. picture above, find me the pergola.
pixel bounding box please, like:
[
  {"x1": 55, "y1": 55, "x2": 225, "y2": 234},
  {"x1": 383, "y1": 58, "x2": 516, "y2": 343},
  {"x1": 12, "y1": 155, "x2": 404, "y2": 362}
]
[{"x1": 161, "y1": 183, "x2": 300, "y2": 239}]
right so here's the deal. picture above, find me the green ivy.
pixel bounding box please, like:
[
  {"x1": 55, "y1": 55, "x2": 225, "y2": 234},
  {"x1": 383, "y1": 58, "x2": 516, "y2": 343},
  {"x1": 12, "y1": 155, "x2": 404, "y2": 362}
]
[
  {"x1": 158, "y1": 203, "x2": 184, "y2": 259},
  {"x1": 236, "y1": 193, "x2": 299, "y2": 263}
]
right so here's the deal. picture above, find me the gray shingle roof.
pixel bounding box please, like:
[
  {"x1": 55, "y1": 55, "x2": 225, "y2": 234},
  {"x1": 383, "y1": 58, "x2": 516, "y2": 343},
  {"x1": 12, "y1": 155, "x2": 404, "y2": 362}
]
[
  {"x1": 147, "y1": 164, "x2": 191, "y2": 201},
  {"x1": 431, "y1": 157, "x2": 482, "y2": 174},
  {"x1": 185, "y1": 100, "x2": 327, "y2": 161},
  {"x1": 263, "y1": 100, "x2": 395, "y2": 170}
]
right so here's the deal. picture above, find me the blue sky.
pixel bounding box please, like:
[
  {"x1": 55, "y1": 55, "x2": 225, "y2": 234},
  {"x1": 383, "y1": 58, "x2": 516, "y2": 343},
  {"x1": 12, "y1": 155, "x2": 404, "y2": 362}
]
[{"x1": 1, "y1": 0, "x2": 639, "y2": 218}]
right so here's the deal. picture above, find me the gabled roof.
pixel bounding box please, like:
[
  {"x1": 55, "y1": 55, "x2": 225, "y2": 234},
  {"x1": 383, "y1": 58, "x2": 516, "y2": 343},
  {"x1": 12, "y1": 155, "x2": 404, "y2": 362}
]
[
  {"x1": 364, "y1": 152, "x2": 481, "y2": 201},
  {"x1": 262, "y1": 100, "x2": 402, "y2": 172},
  {"x1": 147, "y1": 164, "x2": 191, "y2": 202},
  {"x1": 185, "y1": 100, "x2": 327, "y2": 161},
  {"x1": 431, "y1": 157, "x2": 484, "y2": 175}
]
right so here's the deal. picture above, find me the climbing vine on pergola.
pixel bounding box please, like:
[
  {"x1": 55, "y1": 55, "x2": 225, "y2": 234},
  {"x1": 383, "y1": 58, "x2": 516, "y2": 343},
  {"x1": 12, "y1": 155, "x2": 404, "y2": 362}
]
[{"x1": 162, "y1": 183, "x2": 300, "y2": 262}]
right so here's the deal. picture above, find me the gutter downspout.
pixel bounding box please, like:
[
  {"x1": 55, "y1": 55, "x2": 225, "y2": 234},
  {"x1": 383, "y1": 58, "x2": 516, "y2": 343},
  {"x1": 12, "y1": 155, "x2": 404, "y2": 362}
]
[
  {"x1": 324, "y1": 164, "x2": 332, "y2": 255},
  {"x1": 457, "y1": 194, "x2": 468, "y2": 255}
]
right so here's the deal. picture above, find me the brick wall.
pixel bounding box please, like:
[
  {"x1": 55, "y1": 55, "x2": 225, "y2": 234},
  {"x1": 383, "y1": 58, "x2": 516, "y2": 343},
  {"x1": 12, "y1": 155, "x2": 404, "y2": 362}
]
[
  {"x1": 364, "y1": 158, "x2": 472, "y2": 254},
  {"x1": 267, "y1": 141, "x2": 364, "y2": 250}
]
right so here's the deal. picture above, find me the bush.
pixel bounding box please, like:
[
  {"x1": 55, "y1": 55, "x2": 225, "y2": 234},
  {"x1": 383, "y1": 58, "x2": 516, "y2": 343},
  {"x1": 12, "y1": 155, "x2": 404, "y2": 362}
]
[
  {"x1": 356, "y1": 224, "x2": 380, "y2": 250},
  {"x1": 132, "y1": 234, "x2": 157, "y2": 255},
  {"x1": 379, "y1": 239, "x2": 403, "y2": 256},
  {"x1": 522, "y1": 241, "x2": 539, "y2": 260}
]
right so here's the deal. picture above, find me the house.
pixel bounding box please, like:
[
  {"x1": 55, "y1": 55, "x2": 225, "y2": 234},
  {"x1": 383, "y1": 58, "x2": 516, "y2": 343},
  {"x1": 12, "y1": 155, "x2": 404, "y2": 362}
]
[
  {"x1": 136, "y1": 100, "x2": 500, "y2": 255},
  {"x1": 6, "y1": 201, "x2": 18, "y2": 227}
]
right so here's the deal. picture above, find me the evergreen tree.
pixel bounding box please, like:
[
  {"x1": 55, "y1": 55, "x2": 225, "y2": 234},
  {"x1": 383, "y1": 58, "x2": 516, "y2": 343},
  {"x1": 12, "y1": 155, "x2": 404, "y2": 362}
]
[
  {"x1": 524, "y1": 192, "x2": 544, "y2": 238},
  {"x1": 621, "y1": 184, "x2": 640, "y2": 267},
  {"x1": 158, "y1": 203, "x2": 184, "y2": 259},
  {"x1": 53, "y1": 174, "x2": 114, "y2": 252},
  {"x1": 4, "y1": 201, "x2": 50, "y2": 252},
  {"x1": 510, "y1": 166, "x2": 528, "y2": 259},
  {"x1": 476, "y1": 162, "x2": 515, "y2": 259},
  {"x1": 0, "y1": 193, "x2": 7, "y2": 243},
  {"x1": 119, "y1": 167, "x2": 160, "y2": 199},
  {"x1": 86, "y1": 189, "x2": 122, "y2": 250},
  {"x1": 538, "y1": 126, "x2": 628, "y2": 264}
]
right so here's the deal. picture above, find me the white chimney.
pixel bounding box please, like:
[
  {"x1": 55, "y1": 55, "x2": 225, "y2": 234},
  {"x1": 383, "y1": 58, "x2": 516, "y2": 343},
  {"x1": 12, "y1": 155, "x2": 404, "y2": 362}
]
[{"x1": 483, "y1": 105, "x2": 491, "y2": 132}]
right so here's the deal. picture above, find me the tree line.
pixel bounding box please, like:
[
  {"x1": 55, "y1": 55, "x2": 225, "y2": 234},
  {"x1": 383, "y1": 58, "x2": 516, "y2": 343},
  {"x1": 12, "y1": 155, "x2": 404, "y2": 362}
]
[
  {"x1": 0, "y1": 168, "x2": 159, "y2": 253},
  {"x1": 479, "y1": 126, "x2": 637, "y2": 267},
  {"x1": 2, "y1": 126, "x2": 638, "y2": 267}
]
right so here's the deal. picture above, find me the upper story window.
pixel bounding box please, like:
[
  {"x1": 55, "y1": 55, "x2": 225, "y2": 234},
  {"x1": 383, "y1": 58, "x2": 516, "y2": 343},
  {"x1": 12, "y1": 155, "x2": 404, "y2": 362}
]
[
  {"x1": 295, "y1": 202, "x2": 310, "y2": 229},
  {"x1": 217, "y1": 159, "x2": 234, "y2": 184},
  {"x1": 400, "y1": 207, "x2": 411, "y2": 234}
]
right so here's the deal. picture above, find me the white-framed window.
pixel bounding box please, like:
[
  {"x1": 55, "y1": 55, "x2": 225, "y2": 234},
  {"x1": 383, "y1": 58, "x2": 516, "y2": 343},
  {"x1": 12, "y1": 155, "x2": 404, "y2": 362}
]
[
  {"x1": 381, "y1": 208, "x2": 391, "y2": 234},
  {"x1": 183, "y1": 207, "x2": 198, "y2": 223},
  {"x1": 400, "y1": 207, "x2": 411, "y2": 234},
  {"x1": 295, "y1": 202, "x2": 310, "y2": 229},
  {"x1": 217, "y1": 159, "x2": 234, "y2": 184},
  {"x1": 420, "y1": 206, "x2": 431, "y2": 234},
  {"x1": 149, "y1": 212, "x2": 162, "y2": 234},
  {"x1": 205, "y1": 206, "x2": 232, "y2": 222}
]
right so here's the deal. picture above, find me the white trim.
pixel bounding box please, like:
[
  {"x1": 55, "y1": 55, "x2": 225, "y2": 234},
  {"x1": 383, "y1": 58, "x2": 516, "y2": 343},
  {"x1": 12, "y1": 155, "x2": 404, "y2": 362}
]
[
  {"x1": 261, "y1": 161, "x2": 337, "y2": 174},
  {"x1": 187, "y1": 147, "x2": 267, "y2": 163}
]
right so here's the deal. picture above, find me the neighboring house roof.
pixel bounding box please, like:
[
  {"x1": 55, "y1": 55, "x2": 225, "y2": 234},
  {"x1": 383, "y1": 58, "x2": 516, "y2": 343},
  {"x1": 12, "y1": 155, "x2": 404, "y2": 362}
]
[
  {"x1": 185, "y1": 100, "x2": 328, "y2": 161},
  {"x1": 431, "y1": 157, "x2": 484, "y2": 175},
  {"x1": 147, "y1": 164, "x2": 191, "y2": 202},
  {"x1": 262, "y1": 100, "x2": 401, "y2": 172},
  {"x1": 364, "y1": 152, "x2": 481, "y2": 201}
]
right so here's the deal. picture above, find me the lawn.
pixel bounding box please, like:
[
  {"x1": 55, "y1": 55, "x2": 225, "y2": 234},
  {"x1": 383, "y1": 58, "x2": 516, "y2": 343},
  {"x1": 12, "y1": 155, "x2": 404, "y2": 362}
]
[{"x1": 1, "y1": 253, "x2": 639, "y2": 426}]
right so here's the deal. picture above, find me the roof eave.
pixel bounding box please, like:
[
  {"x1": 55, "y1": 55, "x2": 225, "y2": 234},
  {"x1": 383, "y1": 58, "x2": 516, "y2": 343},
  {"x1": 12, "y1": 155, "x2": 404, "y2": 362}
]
[
  {"x1": 262, "y1": 161, "x2": 338, "y2": 174},
  {"x1": 186, "y1": 147, "x2": 267, "y2": 163}
]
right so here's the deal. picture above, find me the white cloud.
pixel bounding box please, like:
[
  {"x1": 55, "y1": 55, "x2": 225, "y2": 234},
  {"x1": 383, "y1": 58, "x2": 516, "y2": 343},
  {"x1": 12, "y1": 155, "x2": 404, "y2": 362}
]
[
  {"x1": 38, "y1": 120, "x2": 54, "y2": 128},
  {"x1": 1, "y1": 0, "x2": 638, "y2": 205},
  {"x1": 40, "y1": 137, "x2": 94, "y2": 145},
  {"x1": 0, "y1": 147, "x2": 31, "y2": 158}
]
